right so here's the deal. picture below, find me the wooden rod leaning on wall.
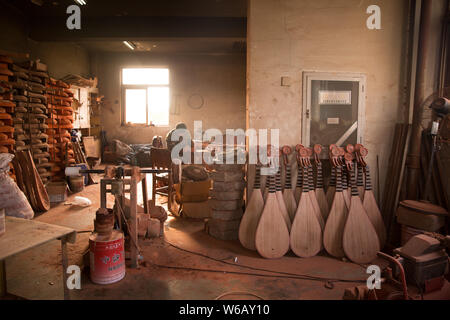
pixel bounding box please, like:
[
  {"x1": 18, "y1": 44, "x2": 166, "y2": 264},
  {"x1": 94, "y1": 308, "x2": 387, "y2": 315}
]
[{"x1": 406, "y1": 0, "x2": 434, "y2": 200}]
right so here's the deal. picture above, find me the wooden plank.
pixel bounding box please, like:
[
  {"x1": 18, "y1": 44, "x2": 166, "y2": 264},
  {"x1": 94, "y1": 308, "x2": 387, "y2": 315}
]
[{"x1": 0, "y1": 217, "x2": 76, "y2": 260}]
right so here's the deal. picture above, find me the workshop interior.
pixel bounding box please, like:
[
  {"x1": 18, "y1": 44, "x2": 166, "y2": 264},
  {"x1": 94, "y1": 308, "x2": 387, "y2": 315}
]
[{"x1": 0, "y1": 0, "x2": 450, "y2": 302}]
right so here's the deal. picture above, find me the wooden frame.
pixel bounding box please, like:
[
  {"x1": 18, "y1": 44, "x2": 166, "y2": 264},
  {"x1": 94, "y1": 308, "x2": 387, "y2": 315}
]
[
  {"x1": 120, "y1": 67, "x2": 170, "y2": 127},
  {"x1": 302, "y1": 71, "x2": 366, "y2": 151}
]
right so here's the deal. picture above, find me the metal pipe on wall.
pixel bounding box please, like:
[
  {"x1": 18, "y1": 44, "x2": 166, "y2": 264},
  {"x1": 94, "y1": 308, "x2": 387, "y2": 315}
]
[{"x1": 406, "y1": 0, "x2": 434, "y2": 200}]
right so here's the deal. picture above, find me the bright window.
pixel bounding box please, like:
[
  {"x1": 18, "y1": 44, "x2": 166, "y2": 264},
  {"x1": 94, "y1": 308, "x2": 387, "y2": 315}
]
[{"x1": 122, "y1": 68, "x2": 170, "y2": 126}]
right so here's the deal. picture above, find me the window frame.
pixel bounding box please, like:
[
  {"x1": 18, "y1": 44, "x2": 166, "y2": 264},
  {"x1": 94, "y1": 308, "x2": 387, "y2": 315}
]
[{"x1": 120, "y1": 66, "x2": 170, "y2": 127}]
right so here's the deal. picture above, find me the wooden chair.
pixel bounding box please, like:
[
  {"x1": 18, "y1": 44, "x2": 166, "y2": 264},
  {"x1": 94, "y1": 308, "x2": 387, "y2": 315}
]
[{"x1": 151, "y1": 148, "x2": 175, "y2": 212}]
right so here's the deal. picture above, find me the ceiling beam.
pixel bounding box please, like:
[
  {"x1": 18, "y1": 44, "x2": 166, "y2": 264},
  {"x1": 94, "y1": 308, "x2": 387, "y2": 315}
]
[{"x1": 29, "y1": 16, "x2": 246, "y2": 41}]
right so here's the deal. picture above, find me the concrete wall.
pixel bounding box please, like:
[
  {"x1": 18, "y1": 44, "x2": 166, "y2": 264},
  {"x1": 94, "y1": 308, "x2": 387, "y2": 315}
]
[
  {"x1": 247, "y1": 0, "x2": 446, "y2": 198},
  {"x1": 93, "y1": 52, "x2": 246, "y2": 144}
]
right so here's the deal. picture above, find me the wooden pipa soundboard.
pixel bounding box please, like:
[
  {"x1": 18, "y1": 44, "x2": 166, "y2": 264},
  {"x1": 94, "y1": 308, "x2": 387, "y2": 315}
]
[
  {"x1": 255, "y1": 173, "x2": 290, "y2": 259},
  {"x1": 239, "y1": 165, "x2": 265, "y2": 250}
]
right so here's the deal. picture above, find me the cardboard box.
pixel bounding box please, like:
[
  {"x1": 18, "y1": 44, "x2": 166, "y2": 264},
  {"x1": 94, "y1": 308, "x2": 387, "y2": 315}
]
[
  {"x1": 174, "y1": 179, "x2": 211, "y2": 203},
  {"x1": 82, "y1": 136, "x2": 101, "y2": 158},
  {"x1": 181, "y1": 201, "x2": 212, "y2": 219}
]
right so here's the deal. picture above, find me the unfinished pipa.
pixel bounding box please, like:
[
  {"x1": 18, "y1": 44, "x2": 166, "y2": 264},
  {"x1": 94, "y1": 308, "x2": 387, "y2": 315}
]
[
  {"x1": 326, "y1": 166, "x2": 336, "y2": 209},
  {"x1": 342, "y1": 170, "x2": 380, "y2": 264},
  {"x1": 315, "y1": 163, "x2": 329, "y2": 221},
  {"x1": 239, "y1": 165, "x2": 264, "y2": 250},
  {"x1": 356, "y1": 163, "x2": 365, "y2": 200},
  {"x1": 323, "y1": 166, "x2": 348, "y2": 258},
  {"x1": 263, "y1": 174, "x2": 269, "y2": 203},
  {"x1": 294, "y1": 161, "x2": 303, "y2": 205},
  {"x1": 307, "y1": 165, "x2": 324, "y2": 231},
  {"x1": 362, "y1": 165, "x2": 386, "y2": 248},
  {"x1": 341, "y1": 166, "x2": 351, "y2": 209},
  {"x1": 282, "y1": 147, "x2": 297, "y2": 222},
  {"x1": 275, "y1": 168, "x2": 291, "y2": 231},
  {"x1": 290, "y1": 166, "x2": 322, "y2": 258},
  {"x1": 255, "y1": 174, "x2": 290, "y2": 259}
]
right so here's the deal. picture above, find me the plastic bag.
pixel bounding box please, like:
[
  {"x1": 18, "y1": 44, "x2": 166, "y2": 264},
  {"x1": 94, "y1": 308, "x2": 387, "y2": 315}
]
[
  {"x1": 71, "y1": 196, "x2": 92, "y2": 207},
  {"x1": 0, "y1": 154, "x2": 34, "y2": 219}
]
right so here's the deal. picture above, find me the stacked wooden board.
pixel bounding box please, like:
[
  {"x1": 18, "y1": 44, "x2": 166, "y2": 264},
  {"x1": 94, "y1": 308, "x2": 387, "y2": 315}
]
[
  {"x1": 239, "y1": 144, "x2": 386, "y2": 264},
  {"x1": 0, "y1": 55, "x2": 15, "y2": 178},
  {"x1": 46, "y1": 78, "x2": 75, "y2": 181},
  {"x1": 9, "y1": 61, "x2": 52, "y2": 184}
]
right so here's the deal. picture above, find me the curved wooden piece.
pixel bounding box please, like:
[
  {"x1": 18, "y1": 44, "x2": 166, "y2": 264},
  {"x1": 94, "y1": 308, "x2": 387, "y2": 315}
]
[
  {"x1": 323, "y1": 167, "x2": 348, "y2": 258},
  {"x1": 275, "y1": 169, "x2": 291, "y2": 231},
  {"x1": 342, "y1": 172, "x2": 380, "y2": 263},
  {"x1": 239, "y1": 189, "x2": 264, "y2": 250},
  {"x1": 282, "y1": 163, "x2": 297, "y2": 222},
  {"x1": 290, "y1": 168, "x2": 322, "y2": 258},
  {"x1": 362, "y1": 166, "x2": 386, "y2": 248},
  {"x1": 255, "y1": 176, "x2": 290, "y2": 259}
]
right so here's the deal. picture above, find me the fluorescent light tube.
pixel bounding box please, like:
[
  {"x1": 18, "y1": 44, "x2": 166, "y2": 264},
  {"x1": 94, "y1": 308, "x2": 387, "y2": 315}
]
[{"x1": 123, "y1": 41, "x2": 136, "y2": 50}]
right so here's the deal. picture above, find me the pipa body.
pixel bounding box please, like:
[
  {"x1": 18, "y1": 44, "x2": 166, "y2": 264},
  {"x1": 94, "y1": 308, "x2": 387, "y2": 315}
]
[
  {"x1": 307, "y1": 166, "x2": 324, "y2": 230},
  {"x1": 323, "y1": 167, "x2": 348, "y2": 258},
  {"x1": 290, "y1": 167, "x2": 322, "y2": 258},
  {"x1": 326, "y1": 167, "x2": 336, "y2": 209},
  {"x1": 341, "y1": 167, "x2": 351, "y2": 209},
  {"x1": 362, "y1": 166, "x2": 386, "y2": 248},
  {"x1": 356, "y1": 164, "x2": 365, "y2": 200},
  {"x1": 255, "y1": 175, "x2": 290, "y2": 259},
  {"x1": 239, "y1": 166, "x2": 264, "y2": 250},
  {"x1": 275, "y1": 169, "x2": 291, "y2": 231},
  {"x1": 342, "y1": 172, "x2": 380, "y2": 263},
  {"x1": 282, "y1": 164, "x2": 297, "y2": 222},
  {"x1": 314, "y1": 163, "x2": 330, "y2": 221},
  {"x1": 294, "y1": 165, "x2": 303, "y2": 204}
]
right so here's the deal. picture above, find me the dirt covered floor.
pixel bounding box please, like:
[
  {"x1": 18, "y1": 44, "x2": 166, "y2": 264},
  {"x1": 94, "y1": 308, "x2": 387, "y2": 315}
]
[{"x1": 5, "y1": 181, "x2": 388, "y2": 300}]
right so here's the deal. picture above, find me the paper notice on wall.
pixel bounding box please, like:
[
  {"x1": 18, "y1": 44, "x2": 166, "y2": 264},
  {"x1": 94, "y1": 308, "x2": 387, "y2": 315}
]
[
  {"x1": 319, "y1": 90, "x2": 352, "y2": 105},
  {"x1": 327, "y1": 118, "x2": 340, "y2": 125}
]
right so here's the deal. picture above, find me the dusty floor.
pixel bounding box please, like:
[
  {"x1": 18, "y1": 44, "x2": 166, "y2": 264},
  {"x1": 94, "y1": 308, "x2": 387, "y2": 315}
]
[{"x1": 4, "y1": 180, "x2": 390, "y2": 300}]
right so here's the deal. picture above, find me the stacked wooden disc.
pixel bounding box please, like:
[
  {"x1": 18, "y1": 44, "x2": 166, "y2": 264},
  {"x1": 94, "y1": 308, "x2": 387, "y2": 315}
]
[
  {"x1": 0, "y1": 55, "x2": 15, "y2": 178},
  {"x1": 10, "y1": 62, "x2": 52, "y2": 184},
  {"x1": 46, "y1": 78, "x2": 75, "y2": 181}
]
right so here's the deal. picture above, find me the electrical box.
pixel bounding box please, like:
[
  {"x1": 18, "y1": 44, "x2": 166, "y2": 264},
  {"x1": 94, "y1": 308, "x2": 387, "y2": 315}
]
[{"x1": 302, "y1": 72, "x2": 366, "y2": 151}]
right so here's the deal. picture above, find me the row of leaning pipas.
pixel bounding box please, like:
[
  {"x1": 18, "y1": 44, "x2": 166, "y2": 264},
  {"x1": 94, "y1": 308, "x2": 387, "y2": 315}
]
[{"x1": 239, "y1": 144, "x2": 385, "y2": 264}]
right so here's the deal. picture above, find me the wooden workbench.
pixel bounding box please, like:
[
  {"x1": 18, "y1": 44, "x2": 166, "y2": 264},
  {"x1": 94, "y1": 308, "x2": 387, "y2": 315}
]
[{"x1": 0, "y1": 216, "x2": 77, "y2": 300}]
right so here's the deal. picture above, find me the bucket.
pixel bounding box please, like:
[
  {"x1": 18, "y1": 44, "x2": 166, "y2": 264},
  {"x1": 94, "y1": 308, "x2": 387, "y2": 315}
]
[
  {"x1": 401, "y1": 224, "x2": 425, "y2": 245},
  {"x1": 68, "y1": 175, "x2": 84, "y2": 193},
  {"x1": 89, "y1": 230, "x2": 125, "y2": 284},
  {"x1": 46, "y1": 181, "x2": 68, "y2": 203},
  {"x1": 0, "y1": 208, "x2": 5, "y2": 237}
]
